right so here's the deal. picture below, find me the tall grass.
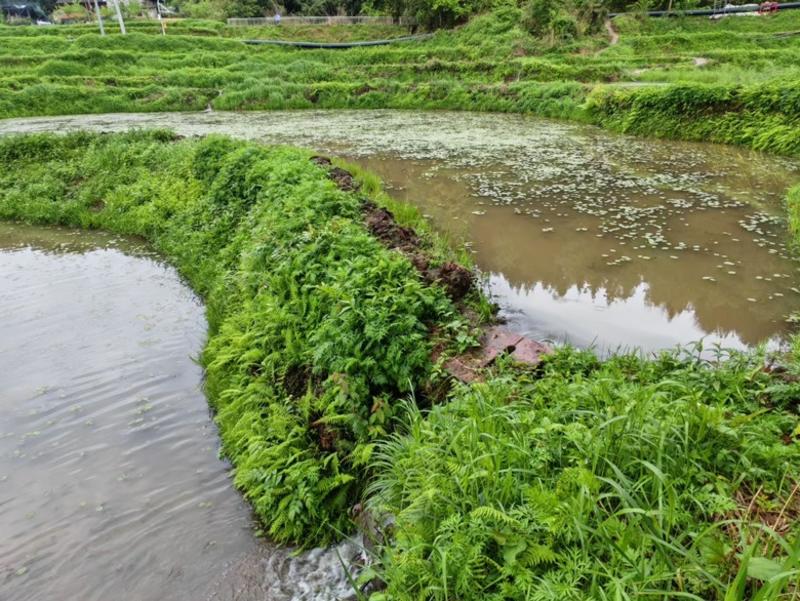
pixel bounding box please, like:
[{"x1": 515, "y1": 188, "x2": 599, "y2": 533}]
[{"x1": 368, "y1": 350, "x2": 800, "y2": 600}]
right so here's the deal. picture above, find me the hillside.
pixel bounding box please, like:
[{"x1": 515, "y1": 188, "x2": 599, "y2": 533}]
[{"x1": 1, "y1": 8, "x2": 800, "y2": 153}]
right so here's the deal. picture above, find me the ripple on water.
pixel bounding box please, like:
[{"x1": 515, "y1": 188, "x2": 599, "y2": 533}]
[{"x1": 0, "y1": 223, "x2": 360, "y2": 601}]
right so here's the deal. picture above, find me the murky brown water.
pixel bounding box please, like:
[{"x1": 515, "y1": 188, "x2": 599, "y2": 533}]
[
  {"x1": 0, "y1": 223, "x2": 361, "y2": 601},
  {"x1": 1, "y1": 110, "x2": 799, "y2": 351}
]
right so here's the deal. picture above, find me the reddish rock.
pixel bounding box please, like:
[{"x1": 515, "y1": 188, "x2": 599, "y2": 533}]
[
  {"x1": 510, "y1": 337, "x2": 550, "y2": 365},
  {"x1": 444, "y1": 326, "x2": 552, "y2": 383},
  {"x1": 444, "y1": 356, "x2": 483, "y2": 384}
]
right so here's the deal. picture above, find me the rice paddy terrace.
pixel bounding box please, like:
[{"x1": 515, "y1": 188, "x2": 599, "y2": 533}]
[
  {"x1": 2, "y1": 8, "x2": 800, "y2": 601},
  {"x1": 0, "y1": 8, "x2": 799, "y2": 155}
]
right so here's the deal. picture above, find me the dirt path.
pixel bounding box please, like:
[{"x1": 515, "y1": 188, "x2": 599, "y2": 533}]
[
  {"x1": 595, "y1": 19, "x2": 620, "y2": 56},
  {"x1": 605, "y1": 19, "x2": 620, "y2": 46}
]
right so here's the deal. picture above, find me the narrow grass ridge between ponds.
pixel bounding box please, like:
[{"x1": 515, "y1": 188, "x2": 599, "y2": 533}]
[
  {"x1": 1, "y1": 131, "x2": 799, "y2": 600},
  {"x1": 0, "y1": 129, "x2": 484, "y2": 544}
]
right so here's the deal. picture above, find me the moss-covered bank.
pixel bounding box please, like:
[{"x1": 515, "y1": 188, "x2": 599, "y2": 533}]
[{"x1": 2, "y1": 131, "x2": 799, "y2": 599}]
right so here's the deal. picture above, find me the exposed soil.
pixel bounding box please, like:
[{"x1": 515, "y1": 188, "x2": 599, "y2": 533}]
[
  {"x1": 363, "y1": 202, "x2": 420, "y2": 251},
  {"x1": 426, "y1": 261, "x2": 473, "y2": 301},
  {"x1": 283, "y1": 364, "x2": 314, "y2": 398},
  {"x1": 362, "y1": 199, "x2": 473, "y2": 301},
  {"x1": 595, "y1": 19, "x2": 619, "y2": 56},
  {"x1": 312, "y1": 155, "x2": 362, "y2": 192},
  {"x1": 312, "y1": 156, "x2": 474, "y2": 302},
  {"x1": 310, "y1": 156, "x2": 333, "y2": 167},
  {"x1": 724, "y1": 484, "x2": 800, "y2": 542},
  {"x1": 311, "y1": 419, "x2": 338, "y2": 451}
]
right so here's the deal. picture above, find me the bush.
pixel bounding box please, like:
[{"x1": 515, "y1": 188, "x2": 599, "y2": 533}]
[
  {"x1": 52, "y1": 3, "x2": 92, "y2": 23},
  {"x1": 179, "y1": 0, "x2": 227, "y2": 19},
  {"x1": 551, "y1": 10, "x2": 578, "y2": 41},
  {"x1": 522, "y1": 0, "x2": 556, "y2": 35}
]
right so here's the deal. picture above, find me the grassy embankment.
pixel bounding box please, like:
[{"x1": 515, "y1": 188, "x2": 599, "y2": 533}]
[
  {"x1": 0, "y1": 18, "x2": 410, "y2": 41},
  {"x1": 1, "y1": 8, "x2": 800, "y2": 154},
  {"x1": 1, "y1": 131, "x2": 799, "y2": 600}
]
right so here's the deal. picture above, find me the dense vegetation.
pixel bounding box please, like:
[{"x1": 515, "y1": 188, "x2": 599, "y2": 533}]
[
  {"x1": 371, "y1": 350, "x2": 800, "y2": 600},
  {"x1": 2, "y1": 5, "x2": 800, "y2": 600},
  {"x1": 2, "y1": 8, "x2": 800, "y2": 154},
  {"x1": 171, "y1": 0, "x2": 714, "y2": 28},
  {"x1": 1, "y1": 131, "x2": 799, "y2": 600}
]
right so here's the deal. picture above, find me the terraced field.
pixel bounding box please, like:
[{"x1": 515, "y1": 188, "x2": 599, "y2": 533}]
[
  {"x1": 2, "y1": 9, "x2": 800, "y2": 601},
  {"x1": 1, "y1": 9, "x2": 799, "y2": 153}
]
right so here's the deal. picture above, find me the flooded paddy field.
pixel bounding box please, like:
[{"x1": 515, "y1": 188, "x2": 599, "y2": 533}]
[
  {"x1": 2, "y1": 110, "x2": 799, "y2": 351},
  {"x1": 0, "y1": 223, "x2": 360, "y2": 601}
]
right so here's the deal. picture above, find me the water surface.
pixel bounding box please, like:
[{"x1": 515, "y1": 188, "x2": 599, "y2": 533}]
[
  {"x1": 0, "y1": 223, "x2": 359, "y2": 601},
  {"x1": 2, "y1": 110, "x2": 799, "y2": 351}
]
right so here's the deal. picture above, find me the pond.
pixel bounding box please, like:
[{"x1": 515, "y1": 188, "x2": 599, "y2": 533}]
[
  {"x1": 0, "y1": 223, "x2": 360, "y2": 601},
  {"x1": 1, "y1": 110, "x2": 799, "y2": 351}
]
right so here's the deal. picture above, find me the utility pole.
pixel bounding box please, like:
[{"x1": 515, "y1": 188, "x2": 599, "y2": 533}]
[
  {"x1": 93, "y1": 0, "x2": 105, "y2": 35},
  {"x1": 111, "y1": 0, "x2": 126, "y2": 34}
]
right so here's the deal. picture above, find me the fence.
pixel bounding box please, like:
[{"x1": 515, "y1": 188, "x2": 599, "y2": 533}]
[{"x1": 227, "y1": 15, "x2": 412, "y2": 26}]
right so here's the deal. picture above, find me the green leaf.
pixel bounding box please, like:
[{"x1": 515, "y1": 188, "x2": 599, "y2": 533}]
[{"x1": 747, "y1": 557, "x2": 784, "y2": 581}]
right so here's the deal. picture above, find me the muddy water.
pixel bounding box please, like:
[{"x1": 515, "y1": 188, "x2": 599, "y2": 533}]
[
  {"x1": 0, "y1": 223, "x2": 360, "y2": 601},
  {"x1": 2, "y1": 110, "x2": 799, "y2": 351}
]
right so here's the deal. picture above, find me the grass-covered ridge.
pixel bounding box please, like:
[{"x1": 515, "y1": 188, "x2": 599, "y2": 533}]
[
  {"x1": 1, "y1": 131, "x2": 799, "y2": 599},
  {"x1": 2, "y1": 9, "x2": 800, "y2": 155},
  {"x1": 0, "y1": 130, "x2": 476, "y2": 543}
]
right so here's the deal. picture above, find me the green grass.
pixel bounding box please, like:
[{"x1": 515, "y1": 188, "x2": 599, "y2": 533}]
[
  {"x1": 1, "y1": 131, "x2": 798, "y2": 599},
  {"x1": 2, "y1": 9, "x2": 800, "y2": 155},
  {"x1": 789, "y1": 184, "x2": 800, "y2": 241},
  {"x1": 368, "y1": 350, "x2": 800, "y2": 600}
]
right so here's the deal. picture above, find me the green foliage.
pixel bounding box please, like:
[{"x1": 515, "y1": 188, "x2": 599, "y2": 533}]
[
  {"x1": 586, "y1": 81, "x2": 800, "y2": 156},
  {"x1": 368, "y1": 348, "x2": 800, "y2": 600},
  {"x1": 522, "y1": 0, "x2": 557, "y2": 36},
  {"x1": 0, "y1": 131, "x2": 462, "y2": 545},
  {"x1": 789, "y1": 184, "x2": 800, "y2": 242}
]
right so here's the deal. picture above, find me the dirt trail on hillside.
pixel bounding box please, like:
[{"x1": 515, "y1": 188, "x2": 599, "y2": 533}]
[{"x1": 595, "y1": 19, "x2": 620, "y2": 55}]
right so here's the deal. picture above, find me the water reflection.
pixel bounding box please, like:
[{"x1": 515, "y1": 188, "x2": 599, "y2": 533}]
[{"x1": 493, "y1": 277, "x2": 769, "y2": 353}]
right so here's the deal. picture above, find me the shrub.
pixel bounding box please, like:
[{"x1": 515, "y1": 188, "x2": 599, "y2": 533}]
[{"x1": 522, "y1": 0, "x2": 557, "y2": 35}]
